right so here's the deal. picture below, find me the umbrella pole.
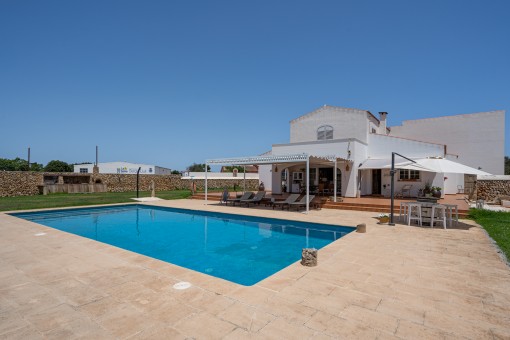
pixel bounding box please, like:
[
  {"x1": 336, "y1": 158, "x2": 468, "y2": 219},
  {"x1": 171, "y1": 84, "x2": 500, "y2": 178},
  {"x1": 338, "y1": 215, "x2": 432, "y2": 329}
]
[
  {"x1": 389, "y1": 153, "x2": 395, "y2": 226},
  {"x1": 390, "y1": 152, "x2": 417, "y2": 226}
]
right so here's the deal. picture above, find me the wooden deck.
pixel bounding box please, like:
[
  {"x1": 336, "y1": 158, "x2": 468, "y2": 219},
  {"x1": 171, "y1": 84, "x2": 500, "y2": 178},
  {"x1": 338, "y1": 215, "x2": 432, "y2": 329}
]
[{"x1": 192, "y1": 193, "x2": 470, "y2": 218}]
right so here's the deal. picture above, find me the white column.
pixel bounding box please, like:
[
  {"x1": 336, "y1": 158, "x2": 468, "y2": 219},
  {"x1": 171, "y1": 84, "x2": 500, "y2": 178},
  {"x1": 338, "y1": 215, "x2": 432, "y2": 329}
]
[
  {"x1": 334, "y1": 158, "x2": 337, "y2": 202},
  {"x1": 205, "y1": 162, "x2": 208, "y2": 205},
  {"x1": 204, "y1": 216, "x2": 208, "y2": 250},
  {"x1": 306, "y1": 155, "x2": 310, "y2": 213},
  {"x1": 243, "y1": 166, "x2": 246, "y2": 192}
]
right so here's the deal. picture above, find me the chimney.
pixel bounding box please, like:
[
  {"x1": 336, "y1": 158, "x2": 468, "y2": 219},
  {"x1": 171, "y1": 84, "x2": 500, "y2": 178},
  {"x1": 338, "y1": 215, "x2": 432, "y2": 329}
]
[{"x1": 379, "y1": 112, "x2": 388, "y2": 134}]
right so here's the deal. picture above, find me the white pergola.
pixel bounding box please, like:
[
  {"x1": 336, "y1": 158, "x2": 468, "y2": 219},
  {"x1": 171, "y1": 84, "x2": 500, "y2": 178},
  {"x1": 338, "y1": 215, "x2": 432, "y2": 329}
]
[{"x1": 205, "y1": 153, "x2": 350, "y2": 213}]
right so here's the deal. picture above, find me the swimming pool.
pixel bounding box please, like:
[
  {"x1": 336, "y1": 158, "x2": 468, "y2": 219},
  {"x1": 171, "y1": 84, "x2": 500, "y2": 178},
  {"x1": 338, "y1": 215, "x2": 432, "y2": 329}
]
[{"x1": 11, "y1": 205, "x2": 354, "y2": 286}]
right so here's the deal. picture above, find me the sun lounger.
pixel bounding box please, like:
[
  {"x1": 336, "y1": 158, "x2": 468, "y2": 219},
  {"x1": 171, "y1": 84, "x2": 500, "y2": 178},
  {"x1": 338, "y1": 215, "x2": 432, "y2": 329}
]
[
  {"x1": 240, "y1": 191, "x2": 266, "y2": 207},
  {"x1": 226, "y1": 192, "x2": 253, "y2": 206},
  {"x1": 272, "y1": 194, "x2": 300, "y2": 210},
  {"x1": 288, "y1": 195, "x2": 315, "y2": 211}
]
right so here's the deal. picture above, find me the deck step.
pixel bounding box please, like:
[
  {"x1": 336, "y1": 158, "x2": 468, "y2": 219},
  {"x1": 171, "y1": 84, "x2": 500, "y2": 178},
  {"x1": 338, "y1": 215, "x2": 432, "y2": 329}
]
[
  {"x1": 324, "y1": 202, "x2": 468, "y2": 218},
  {"x1": 190, "y1": 195, "x2": 469, "y2": 218}
]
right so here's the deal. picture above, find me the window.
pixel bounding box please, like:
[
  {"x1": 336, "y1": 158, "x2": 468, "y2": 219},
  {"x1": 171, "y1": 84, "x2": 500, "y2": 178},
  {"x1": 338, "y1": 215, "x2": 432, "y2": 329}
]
[
  {"x1": 317, "y1": 125, "x2": 333, "y2": 140},
  {"x1": 79, "y1": 168, "x2": 88, "y2": 173},
  {"x1": 399, "y1": 169, "x2": 420, "y2": 181}
]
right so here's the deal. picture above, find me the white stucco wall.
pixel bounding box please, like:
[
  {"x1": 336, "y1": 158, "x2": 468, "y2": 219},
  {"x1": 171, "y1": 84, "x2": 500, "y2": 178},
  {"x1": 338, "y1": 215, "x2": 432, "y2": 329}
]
[
  {"x1": 369, "y1": 170, "x2": 444, "y2": 198},
  {"x1": 389, "y1": 110, "x2": 505, "y2": 175},
  {"x1": 443, "y1": 173, "x2": 464, "y2": 195},
  {"x1": 273, "y1": 139, "x2": 357, "y2": 159},
  {"x1": 290, "y1": 106, "x2": 373, "y2": 144},
  {"x1": 368, "y1": 134, "x2": 445, "y2": 159},
  {"x1": 258, "y1": 164, "x2": 273, "y2": 192}
]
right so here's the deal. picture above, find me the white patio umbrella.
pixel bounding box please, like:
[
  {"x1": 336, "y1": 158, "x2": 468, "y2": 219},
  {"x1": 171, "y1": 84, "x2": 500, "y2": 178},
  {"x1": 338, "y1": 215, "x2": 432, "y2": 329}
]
[
  {"x1": 360, "y1": 158, "x2": 432, "y2": 171},
  {"x1": 400, "y1": 158, "x2": 491, "y2": 175}
]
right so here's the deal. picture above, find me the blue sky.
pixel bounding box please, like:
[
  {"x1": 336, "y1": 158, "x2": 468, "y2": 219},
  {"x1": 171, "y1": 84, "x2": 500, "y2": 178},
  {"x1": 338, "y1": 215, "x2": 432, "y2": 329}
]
[{"x1": 1, "y1": 0, "x2": 509, "y2": 171}]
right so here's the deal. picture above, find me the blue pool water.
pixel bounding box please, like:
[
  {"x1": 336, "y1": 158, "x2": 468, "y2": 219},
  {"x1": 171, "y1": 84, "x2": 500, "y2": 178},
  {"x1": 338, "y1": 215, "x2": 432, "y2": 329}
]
[{"x1": 11, "y1": 205, "x2": 354, "y2": 286}]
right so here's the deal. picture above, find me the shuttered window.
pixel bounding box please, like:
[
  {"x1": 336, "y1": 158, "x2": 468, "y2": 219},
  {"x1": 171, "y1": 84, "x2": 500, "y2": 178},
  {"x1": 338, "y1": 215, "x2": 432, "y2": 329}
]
[{"x1": 317, "y1": 125, "x2": 333, "y2": 140}]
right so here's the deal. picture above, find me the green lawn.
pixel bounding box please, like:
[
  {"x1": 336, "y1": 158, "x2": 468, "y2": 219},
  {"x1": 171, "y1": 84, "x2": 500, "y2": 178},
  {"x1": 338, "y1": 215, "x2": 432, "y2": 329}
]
[
  {"x1": 469, "y1": 208, "x2": 510, "y2": 262},
  {"x1": 0, "y1": 190, "x2": 192, "y2": 212}
]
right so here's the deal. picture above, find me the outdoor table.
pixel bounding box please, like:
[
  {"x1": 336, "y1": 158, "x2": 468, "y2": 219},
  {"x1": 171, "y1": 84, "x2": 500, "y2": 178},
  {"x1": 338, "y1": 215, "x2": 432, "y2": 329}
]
[
  {"x1": 417, "y1": 197, "x2": 440, "y2": 204},
  {"x1": 409, "y1": 201, "x2": 458, "y2": 227},
  {"x1": 412, "y1": 202, "x2": 435, "y2": 226}
]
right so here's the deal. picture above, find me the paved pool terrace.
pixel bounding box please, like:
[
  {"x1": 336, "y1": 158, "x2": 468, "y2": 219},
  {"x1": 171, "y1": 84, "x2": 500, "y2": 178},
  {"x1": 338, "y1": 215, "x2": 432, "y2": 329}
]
[{"x1": 0, "y1": 199, "x2": 509, "y2": 339}]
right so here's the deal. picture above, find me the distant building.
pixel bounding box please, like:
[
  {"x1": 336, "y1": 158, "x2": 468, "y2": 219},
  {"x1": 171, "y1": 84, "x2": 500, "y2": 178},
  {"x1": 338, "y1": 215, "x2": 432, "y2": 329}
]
[
  {"x1": 73, "y1": 162, "x2": 173, "y2": 175},
  {"x1": 220, "y1": 165, "x2": 258, "y2": 173}
]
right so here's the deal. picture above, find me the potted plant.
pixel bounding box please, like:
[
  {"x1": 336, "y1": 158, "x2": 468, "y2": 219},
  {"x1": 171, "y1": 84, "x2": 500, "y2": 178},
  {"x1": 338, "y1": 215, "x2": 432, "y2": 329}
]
[
  {"x1": 423, "y1": 182, "x2": 432, "y2": 197},
  {"x1": 432, "y1": 186, "x2": 442, "y2": 198},
  {"x1": 377, "y1": 213, "x2": 390, "y2": 224}
]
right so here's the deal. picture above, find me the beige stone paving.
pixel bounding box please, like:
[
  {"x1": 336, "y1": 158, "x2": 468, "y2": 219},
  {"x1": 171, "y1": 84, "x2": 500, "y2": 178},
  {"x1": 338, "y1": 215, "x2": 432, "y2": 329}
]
[{"x1": 0, "y1": 199, "x2": 509, "y2": 339}]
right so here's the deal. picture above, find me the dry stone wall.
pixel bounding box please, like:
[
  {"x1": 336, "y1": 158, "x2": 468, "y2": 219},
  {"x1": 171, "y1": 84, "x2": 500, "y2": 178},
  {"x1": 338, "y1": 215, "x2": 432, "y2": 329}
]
[
  {"x1": 0, "y1": 171, "x2": 258, "y2": 197},
  {"x1": 475, "y1": 179, "x2": 510, "y2": 202},
  {"x1": 0, "y1": 171, "x2": 43, "y2": 197}
]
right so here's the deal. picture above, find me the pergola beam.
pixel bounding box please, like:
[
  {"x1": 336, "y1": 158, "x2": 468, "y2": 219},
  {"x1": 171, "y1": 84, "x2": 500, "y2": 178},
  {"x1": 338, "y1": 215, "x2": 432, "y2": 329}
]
[{"x1": 205, "y1": 153, "x2": 348, "y2": 213}]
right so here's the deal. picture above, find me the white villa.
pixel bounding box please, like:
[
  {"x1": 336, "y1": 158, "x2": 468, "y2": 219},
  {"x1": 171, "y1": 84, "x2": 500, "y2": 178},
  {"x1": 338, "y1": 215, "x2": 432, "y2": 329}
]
[{"x1": 209, "y1": 106, "x2": 505, "y2": 199}]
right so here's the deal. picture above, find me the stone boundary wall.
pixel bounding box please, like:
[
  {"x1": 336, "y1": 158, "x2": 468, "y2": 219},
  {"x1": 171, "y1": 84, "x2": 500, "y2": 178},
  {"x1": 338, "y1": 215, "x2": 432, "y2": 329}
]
[
  {"x1": 475, "y1": 179, "x2": 510, "y2": 202},
  {"x1": 0, "y1": 171, "x2": 259, "y2": 197},
  {"x1": 0, "y1": 171, "x2": 44, "y2": 197}
]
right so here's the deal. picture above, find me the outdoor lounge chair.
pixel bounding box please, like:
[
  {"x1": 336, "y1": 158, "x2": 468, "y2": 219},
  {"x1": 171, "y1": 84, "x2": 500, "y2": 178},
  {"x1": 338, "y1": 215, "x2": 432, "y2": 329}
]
[
  {"x1": 240, "y1": 191, "x2": 266, "y2": 207},
  {"x1": 288, "y1": 195, "x2": 315, "y2": 211},
  {"x1": 396, "y1": 184, "x2": 413, "y2": 198},
  {"x1": 226, "y1": 192, "x2": 253, "y2": 206},
  {"x1": 272, "y1": 194, "x2": 300, "y2": 210}
]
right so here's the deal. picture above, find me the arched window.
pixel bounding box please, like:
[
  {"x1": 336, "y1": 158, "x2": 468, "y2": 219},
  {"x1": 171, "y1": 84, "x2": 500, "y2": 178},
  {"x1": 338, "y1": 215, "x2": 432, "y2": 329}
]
[{"x1": 317, "y1": 125, "x2": 333, "y2": 140}]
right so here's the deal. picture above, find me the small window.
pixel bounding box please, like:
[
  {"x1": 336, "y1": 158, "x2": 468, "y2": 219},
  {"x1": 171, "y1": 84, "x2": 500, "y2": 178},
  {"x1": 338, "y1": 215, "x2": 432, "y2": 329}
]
[
  {"x1": 399, "y1": 170, "x2": 420, "y2": 181},
  {"x1": 79, "y1": 168, "x2": 88, "y2": 173},
  {"x1": 317, "y1": 125, "x2": 333, "y2": 140}
]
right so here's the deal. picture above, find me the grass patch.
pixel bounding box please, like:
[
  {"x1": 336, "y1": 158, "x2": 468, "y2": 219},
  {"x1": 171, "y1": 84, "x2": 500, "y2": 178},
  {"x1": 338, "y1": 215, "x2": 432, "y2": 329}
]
[
  {"x1": 0, "y1": 190, "x2": 192, "y2": 212},
  {"x1": 469, "y1": 208, "x2": 510, "y2": 261}
]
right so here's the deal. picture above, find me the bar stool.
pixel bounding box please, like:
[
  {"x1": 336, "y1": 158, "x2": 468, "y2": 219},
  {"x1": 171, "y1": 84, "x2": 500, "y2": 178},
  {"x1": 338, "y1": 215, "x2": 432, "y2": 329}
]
[
  {"x1": 431, "y1": 204, "x2": 447, "y2": 229},
  {"x1": 407, "y1": 203, "x2": 422, "y2": 227},
  {"x1": 399, "y1": 202, "x2": 410, "y2": 222},
  {"x1": 443, "y1": 204, "x2": 458, "y2": 227},
  {"x1": 476, "y1": 200, "x2": 485, "y2": 209}
]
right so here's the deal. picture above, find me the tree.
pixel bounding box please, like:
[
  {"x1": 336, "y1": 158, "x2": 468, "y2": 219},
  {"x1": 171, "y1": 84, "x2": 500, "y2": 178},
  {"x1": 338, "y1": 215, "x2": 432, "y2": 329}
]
[
  {"x1": 0, "y1": 157, "x2": 44, "y2": 171},
  {"x1": 505, "y1": 156, "x2": 510, "y2": 175},
  {"x1": 171, "y1": 170, "x2": 181, "y2": 175},
  {"x1": 29, "y1": 162, "x2": 44, "y2": 171},
  {"x1": 187, "y1": 163, "x2": 211, "y2": 172},
  {"x1": 0, "y1": 157, "x2": 29, "y2": 171},
  {"x1": 44, "y1": 160, "x2": 73, "y2": 172}
]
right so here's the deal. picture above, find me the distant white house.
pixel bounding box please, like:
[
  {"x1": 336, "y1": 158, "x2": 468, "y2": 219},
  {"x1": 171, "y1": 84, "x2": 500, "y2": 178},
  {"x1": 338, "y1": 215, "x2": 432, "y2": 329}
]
[
  {"x1": 73, "y1": 162, "x2": 173, "y2": 175},
  {"x1": 212, "y1": 106, "x2": 504, "y2": 198}
]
